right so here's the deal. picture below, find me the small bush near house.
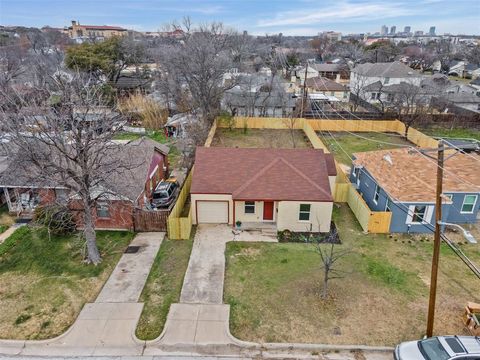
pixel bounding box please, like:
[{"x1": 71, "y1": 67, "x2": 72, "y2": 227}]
[{"x1": 277, "y1": 223, "x2": 340, "y2": 243}]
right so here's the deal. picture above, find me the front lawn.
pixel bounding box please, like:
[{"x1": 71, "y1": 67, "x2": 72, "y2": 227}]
[
  {"x1": 0, "y1": 204, "x2": 14, "y2": 228},
  {"x1": 318, "y1": 132, "x2": 413, "y2": 165},
  {"x1": 136, "y1": 236, "x2": 194, "y2": 340},
  {"x1": 224, "y1": 204, "x2": 480, "y2": 346},
  {"x1": 212, "y1": 128, "x2": 312, "y2": 149},
  {"x1": 0, "y1": 226, "x2": 134, "y2": 340}
]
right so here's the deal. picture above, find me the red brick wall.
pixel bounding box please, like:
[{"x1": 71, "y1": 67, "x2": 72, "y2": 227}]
[
  {"x1": 70, "y1": 200, "x2": 134, "y2": 231},
  {"x1": 140, "y1": 150, "x2": 168, "y2": 206}
]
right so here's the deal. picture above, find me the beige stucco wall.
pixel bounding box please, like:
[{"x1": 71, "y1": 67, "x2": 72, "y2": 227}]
[
  {"x1": 277, "y1": 201, "x2": 333, "y2": 232},
  {"x1": 328, "y1": 176, "x2": 336, "y2": 195},
  {"x1": 234, "y1": 200, "x2": 277, "y2": 223},
  {"x1": 191, "y1": 194, "x2": 233, "y2": 225}
]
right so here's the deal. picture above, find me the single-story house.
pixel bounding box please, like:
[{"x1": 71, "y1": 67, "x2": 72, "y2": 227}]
[
  {"x1": 350, "y1": 148, "x2": 480, "y2": 233},
  {"x1": 190, "y1": 147, "x2": 337, "y2": 232},
  {"x1": 0, "y1": 137, "x2": 170, "y2": 230},
  {"x1": 305, "y1": 76, "x2": 349, "y2": 102}
]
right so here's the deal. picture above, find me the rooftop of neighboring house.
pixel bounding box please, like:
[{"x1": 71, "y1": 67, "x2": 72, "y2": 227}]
[
  {"x1": 305, "y1": 77, "x2": 347, "y2": 92},
  {"x1": 223, "y1": 90, "x2": 297, "y2": 108},
  {"x1": 444, "y1": 92, "x2": 480, "y2": 104},
  {"x1": 352, "y1": 61, "x2": 422, "y2": 78},
  {"x1": 352, "y1": 148, "x2": 480, "y2": 203},
  {"x1": 310, "y1": 63, "x2": 343, "y2": 72},
  {"x1": 0, "y1": 137, "x2": 169, "y2": 202},
  {"x1": 191, "y1": 147, "x2": 337, "y2": 202}
]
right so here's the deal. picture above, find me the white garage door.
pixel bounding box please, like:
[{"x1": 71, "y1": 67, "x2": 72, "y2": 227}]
[{"x1": 197, "y1": 201, "x2": 228, "y2": 223}]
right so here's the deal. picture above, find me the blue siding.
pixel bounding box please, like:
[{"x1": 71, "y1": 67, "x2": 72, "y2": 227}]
[
  {"x1": 350, "y1": 165, "x2": 479, "y2": 234},
  {"x1": 444, "y1": 193, "x2": 480, "y2": 223}
]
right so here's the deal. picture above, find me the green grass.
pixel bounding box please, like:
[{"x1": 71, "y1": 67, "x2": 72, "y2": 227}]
[
  {"x1": 136, "y1": 236, "x2": 194, "y2": 340},
  {"x1": 0, "y1": 226, "x2": 134, "y2": 339},
  {"x1": 318, "y1": 132, "x2": 413, "y2": 165},
  {"x1": 224, "y1": 204, "x2": 480, "y2": 345},
  {"x1": 0, "y1": 225, "x2": 8, "y2": 234},
  {"x1": 420, "y1": 127, "x2": 480, "y2": 141}
]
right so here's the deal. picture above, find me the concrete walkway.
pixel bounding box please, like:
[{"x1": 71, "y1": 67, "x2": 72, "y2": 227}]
[
  {"x1": 0, "y1": 224, "x2": 24, "y2": 245},
  {"x1": 0, "y1": 232, "x2": 164, "y2": 356}
]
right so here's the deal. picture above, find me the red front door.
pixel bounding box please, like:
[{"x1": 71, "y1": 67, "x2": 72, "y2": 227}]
[{"x1": 263, "y1": 201, "x2": 274, "y2": 220}]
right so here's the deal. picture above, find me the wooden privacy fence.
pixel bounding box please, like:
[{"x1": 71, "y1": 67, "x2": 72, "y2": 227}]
[
  {"x1": 134, "y1": 208, "x2": 169, "y2": 232},
  {"x1": 167, "y1": 169, "x2": 193, "y2": 239},
  {"x1": 167, "y1": 119, "x2": 218, "y2": 240}
]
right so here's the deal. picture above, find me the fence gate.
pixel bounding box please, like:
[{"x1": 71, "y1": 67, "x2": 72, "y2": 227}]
[{"x1": 133, "y1": 209, "x2": 169, "y2": 232}]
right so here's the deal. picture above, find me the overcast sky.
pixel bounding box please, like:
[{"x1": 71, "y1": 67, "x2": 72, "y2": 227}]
[{"x1": 1, "y1": 0, "x2": 479, "y2": 35}]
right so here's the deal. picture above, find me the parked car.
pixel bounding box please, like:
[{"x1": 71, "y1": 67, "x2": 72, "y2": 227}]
[
  {"x1": 394, "y1": 336, "x2": 480, "y2": 360},
  {"x1": 151, "y1": 178, "x2": 179, "y2": 209}
]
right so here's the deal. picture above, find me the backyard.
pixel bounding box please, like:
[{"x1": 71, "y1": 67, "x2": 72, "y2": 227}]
[
  {"x1": 224, "y1": 204, "x2": 480, "y2": 346},
  {"x1": 317, "y1": 131, "x2": 413, "y2": 165},
  {"x1": 420, "y1": 127, "x2": 480, "y2": 141},
  {"x1": 211, "y1": 128, "x2": 312, "y2": 149},
  {"x1": 0, "y1": 226, "x2": 134, "y2": 340},
  {"x1": 136, "y1": 235, "x2": 194, "y2": 340}
]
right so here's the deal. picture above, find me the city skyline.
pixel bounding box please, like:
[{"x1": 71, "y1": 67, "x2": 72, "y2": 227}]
[{"x1": 0, "y1": 0, "x2": 479, "y2": 36}]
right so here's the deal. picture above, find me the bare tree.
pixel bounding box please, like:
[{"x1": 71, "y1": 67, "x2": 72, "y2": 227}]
[
  {"x1": 282, "y1": 116, "x2": 298, "y2": 148},
  {"x1": 155, "y1": 21, "x2": 243, "y2": 127},
  {"x1": 314, "y1": 229, "x2": 350, "y2": 299},
  {"x1": 1, "y1": 73, "x2": 137, "y2": 264},
  {"x1": 349, "y1": 72, "x2": 369, "y2": 112}
]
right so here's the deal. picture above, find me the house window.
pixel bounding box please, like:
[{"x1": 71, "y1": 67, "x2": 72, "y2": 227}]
[
  {"x1": 373, "y1": 185, "x2": 380, "y2": 204},
  {"x1": 444, "y1": 194, "x2": 453, "y2": 202},
  {"x1": 461, "y1": 195, "x2": 478, "y2": 213},
  {"x1": 370, "y1": 92, "x2": 376, "y2": 100},
  {"x1": 299, "y1": 204, "x2": 311, "y2": 221},
  {"x1": 411, "y1": 205, "x2": 427, "y2": 223},
  {"x1": 343, "y1": 92, "x2": 348, "y2": 99},
  {"x1": 387, "y1": 93, "x2": 394, "y2": 102},
  {"x1": 244, "y1": 201, "x2": 255, "y2": 214},
  {"x1": 385, "y1": 199, "x2": 391, "y2": 212},
  {"x1": 96, "y1": 202, "x2": 110, "y2": 218},
  {"x1": 384, "y1": 77, "x2": 390, "y2": 84},
  {"x1": 331, "y1": 91, "x2": 335, "y2": 96}
]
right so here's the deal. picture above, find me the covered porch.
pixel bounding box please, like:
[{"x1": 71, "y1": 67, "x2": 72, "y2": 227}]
[{"x1": 2, "y1": 187, "x2": 61, "y2": 217}]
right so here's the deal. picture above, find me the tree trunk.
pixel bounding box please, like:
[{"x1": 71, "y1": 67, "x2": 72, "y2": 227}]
[
  {"x1": 322, "y1": 269, "x2": 329, "y2": 299},
  {"x1": 83, "y1": 198, "x2": 101, "y2": 265}
]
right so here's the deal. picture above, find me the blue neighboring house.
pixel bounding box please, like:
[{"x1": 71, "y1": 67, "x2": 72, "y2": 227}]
[{"x1": 350, "y1": 148, "x2": 480, "y2": 234}]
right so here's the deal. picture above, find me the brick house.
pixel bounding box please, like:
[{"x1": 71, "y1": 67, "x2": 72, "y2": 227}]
[{"x1": 0, "y1": 137, "x2": 169, "y2": 230}]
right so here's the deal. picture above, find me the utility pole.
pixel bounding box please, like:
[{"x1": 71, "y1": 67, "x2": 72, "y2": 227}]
[
  {"x1": 300, "y1": 62, "x2": 308, "y2": 118},
  {"x1": 426, "y1": 139, "x2": 444, "y2": 338}
]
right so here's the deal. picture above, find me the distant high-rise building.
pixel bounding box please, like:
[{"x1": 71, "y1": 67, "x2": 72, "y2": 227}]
[
  {"x1": 414, "y1": 30, "x2": 424, "y2": 36},
  {"x1": 404, "y1": 26, "x2": 411, "y2": 34},
  {"x1": 390, "y1": 26, "x2": 396, "y2": 35},
  {"x1": 429, "y1": 26, "x2": 436, "y2": 36},
  {"x1": 381, "y1": 25, "x2": 388, "y2": 35}
]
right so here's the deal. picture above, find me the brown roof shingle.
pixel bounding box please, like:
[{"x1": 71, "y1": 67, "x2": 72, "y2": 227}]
[
  {"x1": 191, "y1": 147, "x2": 336, "y2": 202},
  {"x1": 352, "y1": 148, "x2": 480, "y2": 202}
]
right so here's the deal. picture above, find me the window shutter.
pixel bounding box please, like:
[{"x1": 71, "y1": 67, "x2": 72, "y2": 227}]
[
  {"x1": 424, "y1": 206, "x2": 434, "y2": 224},
  {"x1": 406, "y1": 205, "x2": 415, "y2": 224}
]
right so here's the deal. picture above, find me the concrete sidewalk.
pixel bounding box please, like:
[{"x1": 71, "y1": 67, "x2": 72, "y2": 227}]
[{"x1": 0, "y1": 232, "x2": 164, "y2": 357}]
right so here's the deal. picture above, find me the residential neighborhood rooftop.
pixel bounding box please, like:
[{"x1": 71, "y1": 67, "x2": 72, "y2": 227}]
[
  {"x1": 191, "y1": 147, "x2": 336, "y2": 201},
  {"x1": 352, "y1": 148, "x2": 480, "y2": 202},
  {"x1": 352, "y1": 61, "x2": 422, "y2": 78}
]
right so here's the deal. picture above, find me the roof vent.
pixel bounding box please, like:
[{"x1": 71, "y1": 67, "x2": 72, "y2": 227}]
[{"x1": 383, "y1": 154, "x2": 393, "y2": 165}]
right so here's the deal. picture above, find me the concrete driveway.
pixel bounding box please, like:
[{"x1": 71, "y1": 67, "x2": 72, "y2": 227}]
[{"x1": 180, "y1": 225, "x2": 228, "y2": 304}]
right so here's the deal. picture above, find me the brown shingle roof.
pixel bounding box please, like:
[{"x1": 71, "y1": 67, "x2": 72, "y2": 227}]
[
  {"x1": 191, "y1": 147, "x2": 336, "y2": 202},
  {"x1": 305, "y1": 77, "x2": 347, "y2": 92},
  {"x1": 352, "y1": 148, "x2": 480, "y2": 202}
]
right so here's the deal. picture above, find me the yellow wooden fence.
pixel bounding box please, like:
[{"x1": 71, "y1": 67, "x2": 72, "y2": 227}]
[
  {"x1": 167, "y1": 170, "x2": 193, "y2": 240},
  {"x1": 167, "y1": 119, "x2": 218, "y2": 239}
]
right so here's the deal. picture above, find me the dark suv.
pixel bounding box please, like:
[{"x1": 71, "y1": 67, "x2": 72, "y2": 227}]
[{"x1": 151, "y1": 179, "x2": 179, "y2": 209}]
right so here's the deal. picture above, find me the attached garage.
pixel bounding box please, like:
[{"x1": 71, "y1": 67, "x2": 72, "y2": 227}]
[{"x1": 196, "y1": 201, "x2": 229, "y2": 224}]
